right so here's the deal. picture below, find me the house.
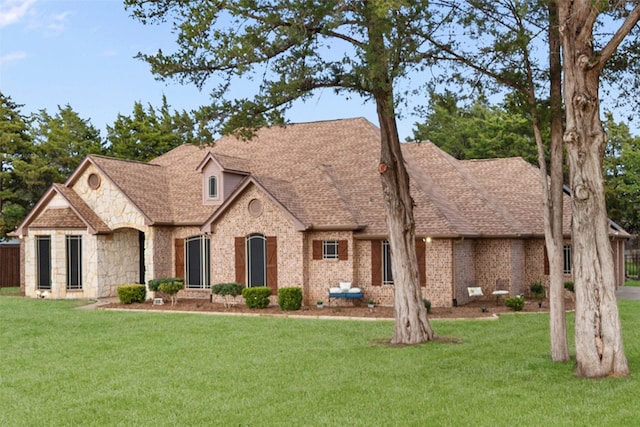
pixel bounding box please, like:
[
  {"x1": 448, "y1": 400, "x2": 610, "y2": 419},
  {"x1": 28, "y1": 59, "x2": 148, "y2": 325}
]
[{"x1": 11, "y1": 117, "x2": 628, "y2": 307}]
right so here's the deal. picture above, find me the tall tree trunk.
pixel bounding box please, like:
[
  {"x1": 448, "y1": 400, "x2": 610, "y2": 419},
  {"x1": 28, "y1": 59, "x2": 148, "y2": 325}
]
[
  {"x1": 558, "y1": 1, "x2": 629, "y2": 378},
  {"x1": 377, "y1": 94, "x2": 434, "y2": 345},
  {"x1": 546, "y1": 0, "x2": 569, "y2": 362}
]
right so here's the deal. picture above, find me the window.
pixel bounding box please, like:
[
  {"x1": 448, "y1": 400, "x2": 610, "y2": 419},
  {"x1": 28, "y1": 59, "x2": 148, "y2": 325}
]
[
  {"x1": 563, "y1": 245, "x2": 572, "y2": 274},
  {"x1": 322, "y1": 240, "x2": 339, "y2": 259},
  {"x1": 36, "y1": 236, "x2": 51, "y2": 290},
  {"x1": 382, "y1": 240, "x2": 394, "y2": 285},
  {"x1": 208, "y1": 175, "x2": 218, "y2": 198},
  {"x1": 247, "y1": 234, "x2": 266, "y2": 287},
  {"x1": 185, "y1": 236, "x2": 210, "y2": 289},
  {"x1": 66, "y1": 236, "x2": 82, "y2": 290}
]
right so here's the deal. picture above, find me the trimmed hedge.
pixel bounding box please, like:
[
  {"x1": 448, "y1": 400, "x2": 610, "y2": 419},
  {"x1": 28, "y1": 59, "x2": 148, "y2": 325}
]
[
  {"x1": 212, "y1": 282, "x2": 244, "y2": 297},
  {"x1": 242, "y1": 286, "x2": 272, "y2": 309},
  {"x1": 505, "y1": 296, "x2": 525, "y2": 311},
  {"x1": 148, "y1": 277, "x2": 184, "y2": 292},
  {"x1": 117, "y1": 284, "x2": 146, "y2": 304},
  {"x1": 278, "y1": 287, "x2": 302, "y2": 311}
]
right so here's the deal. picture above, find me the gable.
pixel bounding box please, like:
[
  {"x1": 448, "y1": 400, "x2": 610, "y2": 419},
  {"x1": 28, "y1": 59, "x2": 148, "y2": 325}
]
[{"x1": 71, "y1": 163, "x2": 149, "y2": 229}]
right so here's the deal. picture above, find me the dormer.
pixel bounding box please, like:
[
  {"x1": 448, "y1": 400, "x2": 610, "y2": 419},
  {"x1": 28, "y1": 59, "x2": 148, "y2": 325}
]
[{"x1": 196, "y1": 152, "x2": 250, "y2": 205}]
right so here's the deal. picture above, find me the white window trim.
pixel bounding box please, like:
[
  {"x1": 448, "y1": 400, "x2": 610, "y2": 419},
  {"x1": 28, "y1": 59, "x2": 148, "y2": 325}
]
[
  {"x1": 208, "y1": 175, "x2": 218, "y2": 199},
  {"x1": 322, "y1": 240, "x2": 339, "y2": 260},
  {"x1": 563, "y1": 244, "x2": 572, "y2": 275}
]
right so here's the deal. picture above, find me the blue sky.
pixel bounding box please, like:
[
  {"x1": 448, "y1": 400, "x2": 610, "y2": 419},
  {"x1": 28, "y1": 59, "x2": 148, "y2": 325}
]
[
  {"x1": 0, "y1": 0, "x2": 399, "y2": 139},
  {"x1": 1, "y1": 1, "x2": 637, "y2": 144}
]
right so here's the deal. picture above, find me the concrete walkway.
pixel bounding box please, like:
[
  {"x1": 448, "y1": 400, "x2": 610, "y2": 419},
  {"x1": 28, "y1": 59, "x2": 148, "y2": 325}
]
[{"x1": 616, "y1": 286, "x2": 640, "y2": 300}]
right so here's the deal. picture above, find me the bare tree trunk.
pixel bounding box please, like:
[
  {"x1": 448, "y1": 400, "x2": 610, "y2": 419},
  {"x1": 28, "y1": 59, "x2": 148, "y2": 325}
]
[
  {"x1": 558, "y1": 0, "x2": 630, "y2": 378},
  {"x1": 546, "y1": 0, "x2": 569, "y2": 362},
  {"x1": 377, "y1": 95, "x2": 434, "y2": 345}
]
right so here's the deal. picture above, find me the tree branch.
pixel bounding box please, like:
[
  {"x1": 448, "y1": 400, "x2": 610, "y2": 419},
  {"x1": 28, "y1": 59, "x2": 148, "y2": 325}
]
[{"x1": 596, "y1": 5, "x2": 640, "y2": 72}]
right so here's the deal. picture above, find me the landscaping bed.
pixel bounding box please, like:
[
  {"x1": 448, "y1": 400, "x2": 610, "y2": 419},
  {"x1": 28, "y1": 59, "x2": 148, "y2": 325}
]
[{"x1": 100, "y1": 297, "x2": 574, "y2": 319}]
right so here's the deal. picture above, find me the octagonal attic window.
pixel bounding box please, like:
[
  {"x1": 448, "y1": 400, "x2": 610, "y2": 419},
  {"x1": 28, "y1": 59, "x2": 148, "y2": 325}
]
[{"x1": 87, "y1": 173, "x2": 101, "y2": 190}]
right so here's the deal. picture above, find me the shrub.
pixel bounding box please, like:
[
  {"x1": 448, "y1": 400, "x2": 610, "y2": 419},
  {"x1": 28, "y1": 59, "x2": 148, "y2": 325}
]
[
  {"x1": 278, "y1": 287, "x2": 302, "y2": 311},
  {"x1": 211, "y1": 282, "x2": 244, "y2": 297},
  {"x1": 158, "y1": 279, "x2": 185, "y2": 306},
  {"x1": 117, "y1": 284, "x2": 146, "y2": 304},
  {"x1": 504, "y1": 296, "x2": 525, "y2": 311},
  {"x1": 148, "y1": 278, "x2": 183, "y2": 292},
  {"x1": 242, "y1": 286, "x2": 272, "y2": 309},
  {"x1": 423, "y1": 299, "x2": 432, "y2": 313},
  {"x1": 564, "y1": 281, "x2": 574, "y2": 293},
  {"x1": 529, "y1": 281, "x2": 545, "y2": 299}
]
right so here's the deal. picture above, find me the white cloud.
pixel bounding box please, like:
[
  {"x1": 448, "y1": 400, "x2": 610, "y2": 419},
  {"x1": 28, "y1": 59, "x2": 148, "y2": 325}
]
[
  {"x1": 0, "y1": 51, "x2": 27, "y2": 63},
  {"x1": 101, "y1": 49, "x2": 117, "y2": 57},
  {"x1": 43, "y1": 10, "x2": 70, "y2": 36},
  {"x1": 0, "y1": 0, "x2": 37, "y2": 28}
]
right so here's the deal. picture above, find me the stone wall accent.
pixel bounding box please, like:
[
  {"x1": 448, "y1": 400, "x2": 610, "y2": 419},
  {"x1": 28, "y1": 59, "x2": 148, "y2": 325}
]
[
  {"x1": 73, "y1": 164, "x2": 147, "y2": 230},
  {"x1": 96, "y1": 229, "x2": 140, "y2": 297},
  {"x1": 23, "y1": 229, "x2": 97, "y2": 299}
]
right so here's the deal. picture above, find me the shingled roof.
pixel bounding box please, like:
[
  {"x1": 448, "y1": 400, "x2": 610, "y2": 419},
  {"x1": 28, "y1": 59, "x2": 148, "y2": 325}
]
[{"x1": 13, "y1": 117, "x2": 593, "y2": 238}]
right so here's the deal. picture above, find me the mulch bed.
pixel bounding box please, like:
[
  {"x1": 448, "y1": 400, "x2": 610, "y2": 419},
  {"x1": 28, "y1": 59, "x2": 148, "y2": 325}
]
[{"x1": 100, "y1": 297, "x2": 575, "y2": 320}]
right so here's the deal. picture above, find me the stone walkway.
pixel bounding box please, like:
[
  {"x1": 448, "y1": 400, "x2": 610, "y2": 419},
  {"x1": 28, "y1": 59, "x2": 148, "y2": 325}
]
[{"x1": 616, "y1": 286, "x2": 640, "y2": 300}]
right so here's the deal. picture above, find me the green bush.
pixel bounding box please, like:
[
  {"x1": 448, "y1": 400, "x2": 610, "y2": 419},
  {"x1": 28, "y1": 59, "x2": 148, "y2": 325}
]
[
  {"x1": 423, "y1": 299, "x2": 432, "y2": 313},
  {"x1": 212, "y1": 282, "x2": 244, "y2": 297},
  {"x1": 117, "y1": 284, "x2": 146, "y2": 304},
  {"x1": 242, "y1": 286, "x2": 272, "y2": 309},
  {"x1": 504, "y1": 296, "x2": 525, "y2": 311},
  {"x1": 278, "y1": 287, "x2": 302, "y2": 311},
  {"x1": 158, "y1": 280, "x2": 185, "y2": 306},
  {"x1": 529, "y1": 281, "x2": 545, "y2": 299},
  {"x1": 564, "y1": 281, "x2": 574, "y2": 293},
  {"x1": 148, "y1": 277, "x2": 184, "y2": 292}
]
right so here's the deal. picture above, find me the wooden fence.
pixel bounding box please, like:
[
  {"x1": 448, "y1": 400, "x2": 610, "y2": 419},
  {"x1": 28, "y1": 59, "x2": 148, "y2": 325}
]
[{"x1": 0, "y1": 245, "x2": 20, "y2": 287}]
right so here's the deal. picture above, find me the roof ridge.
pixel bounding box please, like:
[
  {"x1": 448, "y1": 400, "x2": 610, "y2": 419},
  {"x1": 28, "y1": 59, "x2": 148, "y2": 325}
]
[
  {"x1": 439, "y1": 150, "x2": 528, "y2": 235},
  {"x1": 402, "y1": 151, "x2": 475, "y2": 235}
]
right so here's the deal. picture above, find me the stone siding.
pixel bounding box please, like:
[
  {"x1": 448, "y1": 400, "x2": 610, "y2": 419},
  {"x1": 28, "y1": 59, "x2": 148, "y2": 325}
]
[
  {"x1": 210, "y1": 185, "x2": 304, "y2": 305},
  {"x1": 23, "y1": 229, "x2": 97, "y2": 299},
  {"x1": 96, "y1": 229, "x2": 140, "y2": 297}
]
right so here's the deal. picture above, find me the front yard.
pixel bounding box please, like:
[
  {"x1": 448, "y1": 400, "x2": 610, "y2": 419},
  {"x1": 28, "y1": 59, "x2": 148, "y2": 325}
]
[{"x1": 1, "y1": 296, "x2": 639, "y2": 426}]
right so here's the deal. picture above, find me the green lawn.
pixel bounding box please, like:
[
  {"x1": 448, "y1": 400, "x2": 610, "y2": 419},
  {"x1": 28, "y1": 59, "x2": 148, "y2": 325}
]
[{"x1": 1, "y1": 297, "x2": 640, "y2": 426}]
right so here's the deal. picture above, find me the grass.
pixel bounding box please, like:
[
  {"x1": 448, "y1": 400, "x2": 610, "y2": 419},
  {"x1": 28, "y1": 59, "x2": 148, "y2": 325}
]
[
  {"x1": 1, "y1": 297, "x2": 640, "y2": 425},
  {"x1": 0, "y1": 286, "x2": 20, "y2": 295}
]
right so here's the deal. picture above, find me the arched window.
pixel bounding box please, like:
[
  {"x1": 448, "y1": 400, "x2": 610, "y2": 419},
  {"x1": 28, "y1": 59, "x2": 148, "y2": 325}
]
[
  {"x1": 185, "y1": 236, "x2": 210, "y2": 289},
  {"x1": 246, "y1": 234, "x2": 266, "y2": 288}
]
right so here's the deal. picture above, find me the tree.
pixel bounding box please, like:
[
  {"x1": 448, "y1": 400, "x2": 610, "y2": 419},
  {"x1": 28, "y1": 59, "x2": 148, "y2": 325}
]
[
  {"x1": 29, "y1": 104, "x2": 105, "y2": 195},
  {"x1": 603, "y1": 112, "x2": 640, "y2": 235},
  {"x1": 0, "y1": 92, "x2": 33, "y2": 239},
  {"x1": 422, "y1": 0, "x2": 571, "y2": 361},
  {"x1": 106, "y1": 96, "x2": 204, "y2": 161},
  {"x1": 558, "y1": 0, "x2": 640, "y2": 377},
  {"x1": 125, "y1": 0, "x2": 436, "y2": 344},
  {"x1": 412, "y1": 90, "x2": 539, "y2": 164}
]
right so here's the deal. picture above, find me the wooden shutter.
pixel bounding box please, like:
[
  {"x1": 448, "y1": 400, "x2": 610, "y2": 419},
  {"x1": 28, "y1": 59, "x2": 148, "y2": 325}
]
[
  {"x1": 416, "y1": 238, "x2": 426, "y2": 287},
  {"x1": 312, "y1": 240, "x2": 322, "y2": 260},
  {"x1": 174, "y1": 238, "x2": 184, "y2": 279},
  {"x1": 543, "y1": 245, "x2": 550, "y2": 275},
  {"x1": 371, "y1": 240, "x2": 382, "y2": 287},
  {"x1": 266, "y1": 236, "x2": 278, "y2": 293},
  {"x1": 235, "y1": 237, "x2": 245, "y2": 284},
  {"x1": 338, "y1": 240, "x2": 348, "y2": 261}
]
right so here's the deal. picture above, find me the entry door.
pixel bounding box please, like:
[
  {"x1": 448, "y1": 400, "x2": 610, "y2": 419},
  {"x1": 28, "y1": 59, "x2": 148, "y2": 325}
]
[{"x1": 247, "y1": 234, "x2": 266, "y2": 287}]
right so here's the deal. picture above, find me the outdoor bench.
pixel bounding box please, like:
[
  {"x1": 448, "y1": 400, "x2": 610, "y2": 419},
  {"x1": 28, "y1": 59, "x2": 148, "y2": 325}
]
[{"x1": 328, "y1": 282, "x2": 363, "y2": 304}]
